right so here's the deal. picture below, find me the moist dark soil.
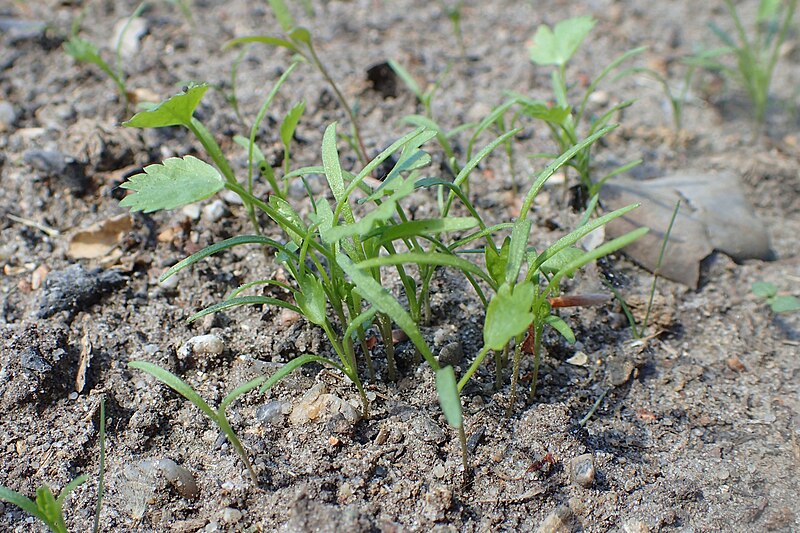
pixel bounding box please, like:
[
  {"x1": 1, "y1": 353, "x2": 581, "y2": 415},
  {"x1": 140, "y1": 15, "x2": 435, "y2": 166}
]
[{"x1": 1, "y1": 1, "x2": 799, "y2": 532}]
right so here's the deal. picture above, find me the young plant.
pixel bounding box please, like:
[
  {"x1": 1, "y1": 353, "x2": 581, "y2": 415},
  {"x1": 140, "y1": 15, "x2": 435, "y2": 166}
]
[
  {"x1": 64, "y1": 1, "x2": 149, "y2": 111},
  {"x1": 752, "y1": 282, "x2": 800, "y2": 313},
  {"x1": 225, "y1": 0, "x2": 369, "y2": 164},
  {"x1": 519, "y1": 16, "x2": 645, "y2": 197},
  {"x1": 128, "y1": 361, "x2": 266, "y2": 484},
  {"x1": 0, "y1": 475, "x2": 88, "y2": 533},
  {"x1": 701, "y1": 0, "x2": 798, "y2": 124}
]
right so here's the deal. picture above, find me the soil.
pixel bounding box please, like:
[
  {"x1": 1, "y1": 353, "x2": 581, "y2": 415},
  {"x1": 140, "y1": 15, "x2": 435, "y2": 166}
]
[{"x1": 1, "y1": 1, "x2": 799, "y2": 532}]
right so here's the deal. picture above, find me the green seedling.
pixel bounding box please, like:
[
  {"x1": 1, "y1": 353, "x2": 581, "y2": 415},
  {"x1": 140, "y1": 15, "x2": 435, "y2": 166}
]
[
  {"x1": 624, "y1": 61, "x2": 700, "y2": 132},
  {"x1": 128, "y1": 361, "x2": 266, "y2": 484},
  {"x1": 699, "y1": 0, "x2": 798, "y2": 124},
  {"x1": 752, "y1": 282, "x2": 800, "y2": 313},
  {"x1": 64, "y1": 1, "x2": 150, "y2": 111},
  {"x1": 92, "y1": 397, "x2": 107, "y2": 533},
  {"x1": 437, "y1": 0, "x2": 467, "y2": 59},
  {"x1": 0, "y1": 475, "x2": 88, "y2": 533},
  {"x1": 225, "y1": 0, "x2": 369, "y2": 165},
  {"x1": 520, "y1": 16, "x2": 645, "y2": 198}
]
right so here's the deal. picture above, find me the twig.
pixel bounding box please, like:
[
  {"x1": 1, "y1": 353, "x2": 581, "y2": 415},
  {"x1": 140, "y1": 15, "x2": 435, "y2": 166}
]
[{"x1": 7, "y1": 214, "x2": 60, "y2": 237}]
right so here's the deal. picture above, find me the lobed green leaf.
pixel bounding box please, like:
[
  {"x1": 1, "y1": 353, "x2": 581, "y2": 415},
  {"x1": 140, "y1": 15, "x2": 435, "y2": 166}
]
[
  {"x1": 123, "y1": 83, "x2": 208, "y2": 128},
  {"x1": 120, "y1": 156, "x2": 224, "y2": 213}
]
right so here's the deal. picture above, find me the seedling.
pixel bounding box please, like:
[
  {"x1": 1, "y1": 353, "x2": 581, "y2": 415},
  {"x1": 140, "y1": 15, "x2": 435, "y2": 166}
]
[
  {"x1": 128, "y1": 361, "x2": 266, "y2": 484},
  {"x1": 92, "y1": 397, "x2": 107, "y2": 533},
  {"x1": 700, "y1": 0, "x2": 798, "y2": 124},
  {"x1": 519, "y1": 16, "x2": 645, "y2": 197},
  {"x1": 226, "y1": 0, "x2": 369, "y2": 164},
  {"x1": 64, "y1": 1, "x2": 149, "y2": 111},
  {"x1": 0, "y1": 475, "x2": 88, "y2": 533},
  {"x1": 752, "y1": 282, "x2": 800, "y2": 313}
]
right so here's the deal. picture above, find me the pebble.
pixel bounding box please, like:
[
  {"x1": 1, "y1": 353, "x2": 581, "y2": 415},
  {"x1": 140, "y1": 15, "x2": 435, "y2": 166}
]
[
  {"x1": 36, "y1": 264, "x2": 126, "y2": 318},
  {"x1": 202, "y1": 199, "x2": 226, "y2": 223},
  {"x1": 177, "y1": 334, "x2": 224, "y2": 360},
  {"x1": 536, "y1": 505, "x2": 573, "y2": 533},
  {"x1": 182, "y1": 204, "x2": 201, "y2": 220},
  {"x1": 622, "y1": 519, "x2": 650, "y2": 533},
  {"x1": 158, "y1": 274, "x2": 180, "y2": 290},
  {"x1": 571, "y1": 453, "x2": 596, "y2": 488},
  {"x1": 220, "y1": 507, "x2": 243, "y2": 525},
  {"x1": 256, "y1": 400, "x2": 292, "y2": 425},
  {"x1": 111, "y1": 17, "x2": 148, "y2": 58},
  {"x1": 289, "y1": 384, "x2": 362, "y2": 425},
  {"x1": 0, "y1": 101, "x2": 16, "y2": 131},
  {"x1": 438, "y1": 341, "x2": 463, "y2": 366}
]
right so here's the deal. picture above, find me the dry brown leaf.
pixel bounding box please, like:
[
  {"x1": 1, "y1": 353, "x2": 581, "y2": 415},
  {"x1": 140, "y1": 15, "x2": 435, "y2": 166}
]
[{"x1": 68, "y1": 213, "x2": 132, "y2": 259}]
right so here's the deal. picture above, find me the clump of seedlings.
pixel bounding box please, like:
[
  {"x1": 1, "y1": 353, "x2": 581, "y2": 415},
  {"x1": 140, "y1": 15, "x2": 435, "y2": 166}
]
[
  {"x1": 108, "y1": 8, "x2": 649, "y2": 485},
  {"x1": 751, "y1": 281, "x2": 800, "y2": 314},
  {"x1": 519, "y1": 16, "x2": 645, "y2": 197},
  {"x1": 699, "y1": 0, "x2": 798, "y2": 124}
]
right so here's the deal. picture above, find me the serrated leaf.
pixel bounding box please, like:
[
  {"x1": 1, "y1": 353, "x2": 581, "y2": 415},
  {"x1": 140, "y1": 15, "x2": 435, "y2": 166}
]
[
  {"x1": 435, "y1": 366, "x2": 463, "y2": 428},
  {"x1": 751, "y1": 281, "x2": 777, "y2": 298},
  {"x1": 483, "y1": 282, "x2": 535, "y2": 351},
  {"x1": 123, "y1": 83, "x2": 208, "y2": 128},
  {"x1": 120, "y1": 156, "x2": 224, "y2": 213},
  {"x1": 529, "y1": 16, "x2": 596, "y2": 67}
]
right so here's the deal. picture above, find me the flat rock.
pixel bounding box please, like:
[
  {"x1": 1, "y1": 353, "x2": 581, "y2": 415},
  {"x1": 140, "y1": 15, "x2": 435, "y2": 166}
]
[{"x1": 601, "y1": 171, "x2": 773, "y2": 288}]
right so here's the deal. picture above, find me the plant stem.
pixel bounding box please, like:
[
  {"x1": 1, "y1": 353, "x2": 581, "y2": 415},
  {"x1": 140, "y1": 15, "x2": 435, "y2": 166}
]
[
  {"x1": 216, "y1": 414, "x2": 258, "y2": 484},
  {"x1": 306, "y1": 42, "x2": 368, "y2": 165},
  {"x1": 527, "y1": 322, "x2": 544, "y2": 402}
]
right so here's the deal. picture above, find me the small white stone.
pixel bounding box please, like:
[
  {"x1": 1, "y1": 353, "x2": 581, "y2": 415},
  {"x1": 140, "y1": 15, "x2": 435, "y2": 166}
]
[
  {"x1": 178, "y1": 335, "x2": 224, "y2": 360},
  {"x1": 182, "y1": 204, "x2": 201, "y2": 220},
  {"x1": 202, "y1": 200, "x2": 226, "y2": 223},
  {"x1": 221, "y1": 507, "x2": 242, "y2": 524}
]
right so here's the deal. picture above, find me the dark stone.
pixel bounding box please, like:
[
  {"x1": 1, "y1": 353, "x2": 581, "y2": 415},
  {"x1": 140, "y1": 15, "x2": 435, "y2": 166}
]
[
  {"x1": 23, "y1": 149, "x2": 90, "y2": 194},
  {"x1": 36, "y1": 264, "x2": 127, "y2": 319},
  {"x1": 366, "y1": 61, "x2": 399, "y2": 99}
]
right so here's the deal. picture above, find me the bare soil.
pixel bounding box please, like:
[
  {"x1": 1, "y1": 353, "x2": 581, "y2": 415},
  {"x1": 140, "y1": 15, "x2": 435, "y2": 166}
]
[{"x1": 1, "y1": 1, "x2": 799, "y2": 532}]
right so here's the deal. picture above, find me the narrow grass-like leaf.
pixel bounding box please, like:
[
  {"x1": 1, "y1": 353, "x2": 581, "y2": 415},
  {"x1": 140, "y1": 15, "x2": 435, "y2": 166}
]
[
  {"x1": 343, "y1": 307, "x2": 379, "y2": 341},
  {"x1": 124, "y1": 83, "x2": 208, "y2": 128},
  {"x1": 356, "y1": 252, "x2": 494, "y2": 285},
  {"x1": 187, "y1": 296, "x2": 302, "y2": 323},
  {"x1": 161, "y1": 235, "x2": 288, "y2": 282},
  {"x1": 483, "y1": 282, "x2": 535, "y2": 350},
  {"x1": 267, "y1": 0, "x2": 295, "y2": 32},
  {"x1": 35, "y1": 486, "x2": 66, "y2": 532},
  {"x1": 367, "y1": 217, "x2": 478, "y2": 243},
  {"x1": 548, "y1": 227, "x2": 649, "y2": 292},
  {"x1": 544, "y1": 315, "x2": 576, "y2": 344},
  {"x1": 64, "y1": 37, "x2": 125, "y2": 96},
  {"x1": 505, "y1": 219, "x2": 531, "y2": 284},
  {"x1": 259, "y1": 354, "x2": 343, "y2": 393},
  {"x1": 0, "y1": 487, "x2": 45, "y2": 523},
  {"x1": 280, "y1": 101, "x2": 306, "y2": 149},
  {"x1": 530, "y1": 202, "x2": 639, "y2": 275},
  {"x1": 435, "y1": 366, "x2": 463, "y2": 428},
  {"x1": 120, "y1": 156, "x2": 224, "y2": 213},
  {"x1": 220, "y1": 375, "x2": 268, "y2": 411},
  {"x1": 338, "y1": 253, "x2": 438, "y2": 369},
  {"x1": 129, "y1": 361, "x2": 217, "y2": 420},
  {"x1": 224, "y1": 36, "x2": 299, "y2": 53},
  {"x1": 233, "y1": 135, "x2": 267, "y2": 164},
  {"x1": 541, "y1": 246, "x2": 584, "y2": 276},
  {"x1": 388, "y1": 59, "x2": 423, "y2": 98}
]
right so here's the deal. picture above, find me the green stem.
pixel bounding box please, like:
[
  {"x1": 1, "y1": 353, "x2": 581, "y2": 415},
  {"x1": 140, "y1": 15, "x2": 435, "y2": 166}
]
[{"x1": 528, "y1": 322, "x2": 544, "y2": 402}]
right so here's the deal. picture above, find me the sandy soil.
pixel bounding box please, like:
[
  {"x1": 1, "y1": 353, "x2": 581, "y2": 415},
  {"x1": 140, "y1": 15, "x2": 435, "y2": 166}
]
[{"x1": 1, "y1": 1, "x2": 798, "y2": 531}]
